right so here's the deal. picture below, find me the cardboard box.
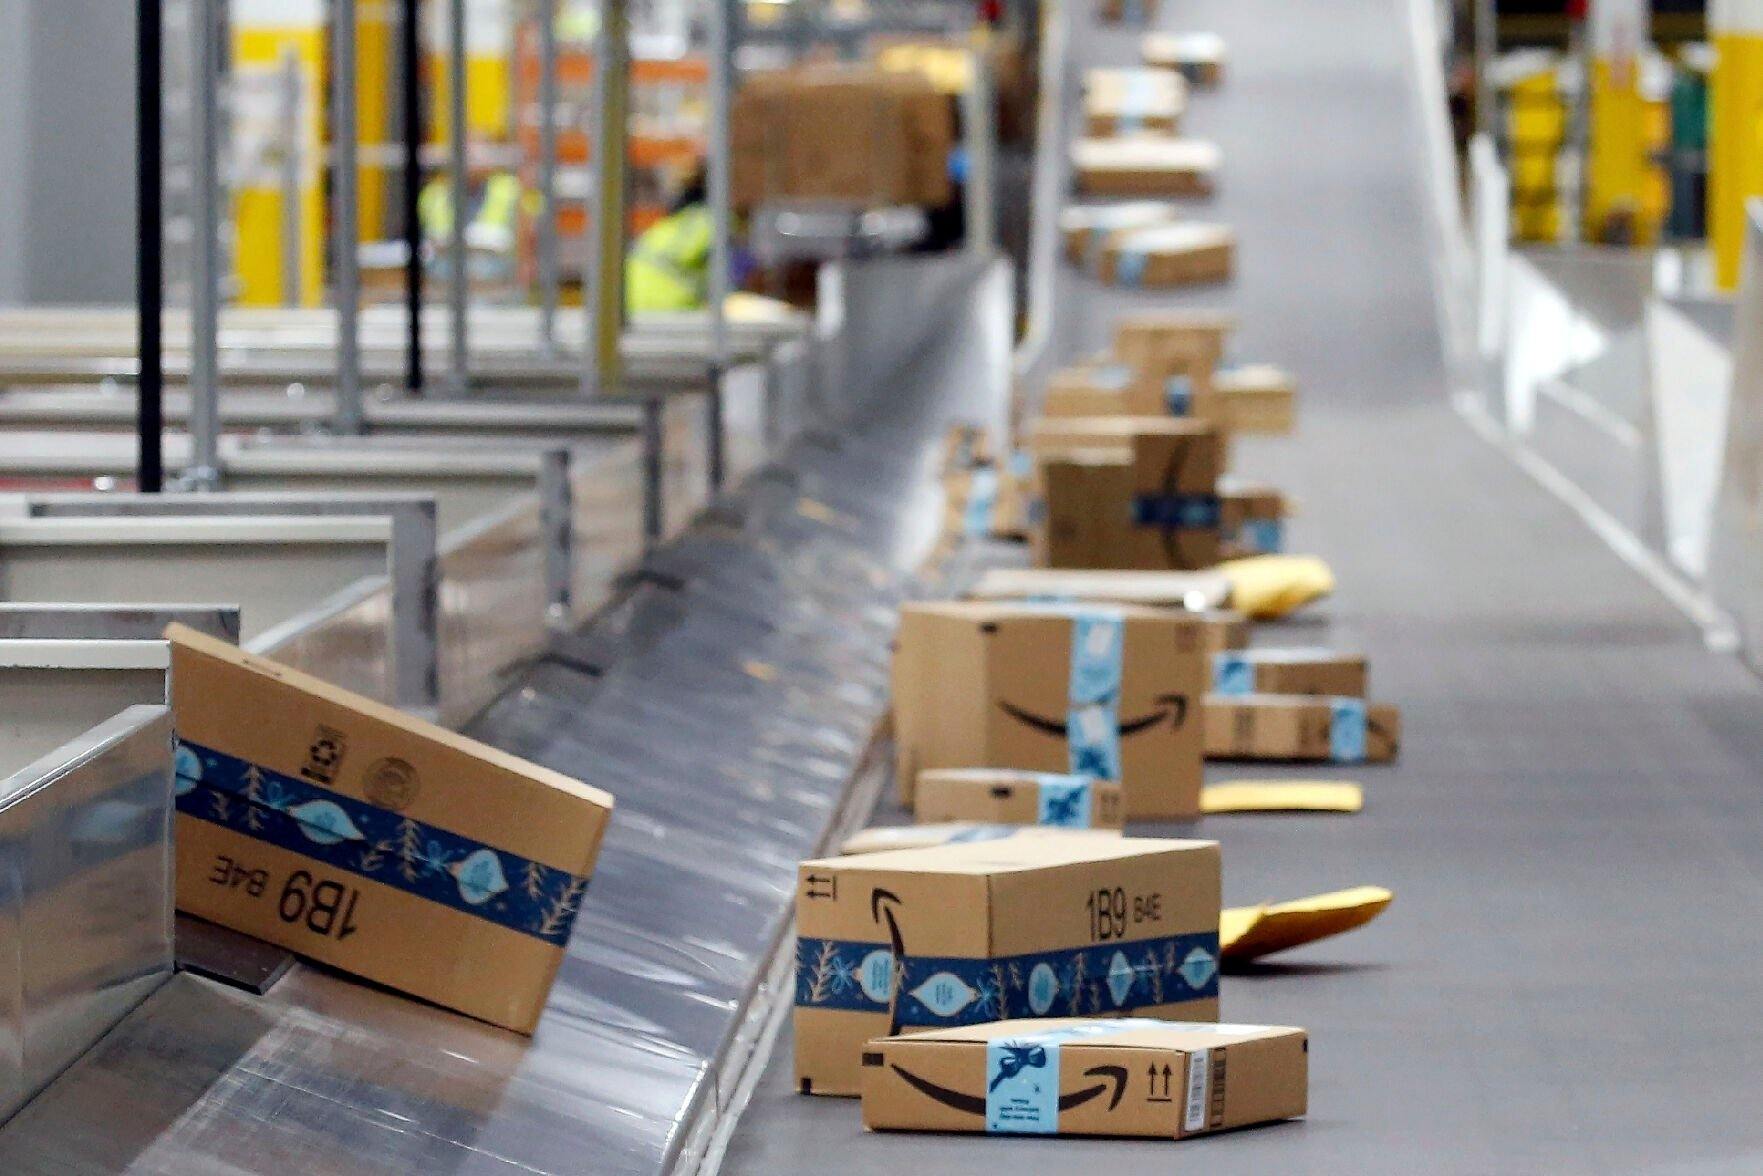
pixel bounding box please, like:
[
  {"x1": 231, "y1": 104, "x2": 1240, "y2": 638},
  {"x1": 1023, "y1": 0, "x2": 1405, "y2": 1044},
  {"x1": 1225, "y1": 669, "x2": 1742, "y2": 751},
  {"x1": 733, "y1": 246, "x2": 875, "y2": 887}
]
[
  {"x1": 1032, "y1": 419, "x2": 1223, "y2": 572},
  {"x1": 841, "y1": 825, "x2": 1124, "y2": 855},
  {"x1": 967, "y1": 567, "x2": 1233, "y2": 612},
  {"x1": 1040, "y1": 362, "x2": 1164, "y2": 418},
  {"x1": 166, "y1": 625, "x2": 613, "y2": 1034},
  {"x1": 915, "y1": 770, "x2": 1126, "y2": 830},
  {"x1": 795, "y1": 835, "x2": 1221, "y2": 1095},
  {"x1": 1072, "y1": 136, "x2": 1220, "y2": 198},
  {"x1": 892, "y1": 601, "x2": 1209, "y2": 818},
  {"x1": 1083, "y1": 68, "x2": 1187, "y2": 137},
  {"x1": 1099, "y1": 223, "x2": 1234, "y2": 288},
  {"x1": 862, "y1": 1018, "x2": 1306, "y2": 1137},
  {"x1": 1210, "y1": 649, "x2": 1368, "y2": 697},
  {"x1": 1142, "y1": 31, "x2": 1227, "y2": 86},
  {"x1": 1203, "y1": 694, "x2": 1400, "y2": 764},
  {"x1": 1195, "y1": 609, "x2": 1251, "y2": 653},
  {"x1": 1113, "y1": 310, "x2": 1234, "y2": 399},
  {"x1": 1200, "y1": 364, "x2": 1297, "y2": 434},
  {"x1": 945, "y1": 456, "x2": 1033, "y2": 542},
  {"x1": 1219, "y1": 480, "x2": 1287, "y2": 557},
  {"x1": 1060, "y1": 201, "x2": 1180, "y2": 265}
]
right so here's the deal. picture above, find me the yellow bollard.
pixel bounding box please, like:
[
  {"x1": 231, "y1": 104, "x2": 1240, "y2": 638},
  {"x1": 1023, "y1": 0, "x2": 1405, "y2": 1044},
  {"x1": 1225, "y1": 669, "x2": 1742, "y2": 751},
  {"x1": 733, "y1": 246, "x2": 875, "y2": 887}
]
[
  {"x1": 1585, "y1": 0, "x2": 1651, "y2": 244},
  {"x1": 1710, "y1": 0, "x2": 1763, "y2": 289}
]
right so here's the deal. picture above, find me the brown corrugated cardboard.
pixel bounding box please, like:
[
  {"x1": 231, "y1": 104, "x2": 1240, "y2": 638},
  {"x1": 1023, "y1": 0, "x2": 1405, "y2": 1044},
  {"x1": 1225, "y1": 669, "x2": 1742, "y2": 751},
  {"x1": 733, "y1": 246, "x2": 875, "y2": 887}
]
[
  {"x1": 1142, "y1": 31, "x2": 1227, "y2": 86},
  {"x1": 1040, "y1": 362, "x2": 1165, "y2": 418},
  {"x1": 1113, "y1": 310, "x2": 1234, "y2": 400},
  {"x1": 1083, "y1": 68, "x2": 1187, "y2": 137},
  {"x1": 892, "y1": 601, "x2": 1208, "y2": 818},
  {"x1": 1200, "y1": 364, "x2": 1297, "y2": 433},
  {"x1": 1219, "y1": 480, "x2": 1287, "y2": 558},
  {"x1": 1031, "y1": 419, "x2": 1223, "y2": 571},
  {"x1": 1072, "y1": 136, "x2": 1220, "y2": 198},
  {"x1": 795, "y1": 835, "x2": 1221, "y2": 1096},
  {"x1": 862, "y1": 1017, "x2": 1306, "y2": 1137},
  {"x1": 1203, "y1": 693, "x2": 1400, "y2": 764},
  {"x1": 944, "y1": 460, "x2": 1032, "y2": 542},
  {"x1": 1097, "y1": 0, "x2": 1160, "y2": 25},
  {"x1": 1098, "y1": 223, "x2": 1234, "y2": 288},
  {"x1": 166, "y1": 625, "x2": 613, "y2": 1034},
  {"x1": 914, "y1": 769, "x2": 1125, "y2": 830},
  {"x1": 1210, "y1": 648, "x2": 1367, "y2": 697},
  {"x1": 1060, "y1": 202, "x2": 1180, "y2": 265}
]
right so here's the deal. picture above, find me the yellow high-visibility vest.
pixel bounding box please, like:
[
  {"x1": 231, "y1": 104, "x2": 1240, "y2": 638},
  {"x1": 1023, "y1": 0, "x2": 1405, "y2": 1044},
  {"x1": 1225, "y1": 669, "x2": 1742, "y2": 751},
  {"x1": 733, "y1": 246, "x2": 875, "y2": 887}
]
[{"x1": 627, "y1": 205, "x2": 713, "y2": 312}]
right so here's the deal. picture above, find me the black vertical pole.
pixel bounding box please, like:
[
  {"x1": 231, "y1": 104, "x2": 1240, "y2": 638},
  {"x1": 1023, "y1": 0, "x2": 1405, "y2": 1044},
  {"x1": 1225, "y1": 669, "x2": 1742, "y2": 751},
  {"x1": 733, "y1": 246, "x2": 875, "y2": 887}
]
[
  {"x1": 402, "y1": 0, "x2": 425, "y2": 393},
  {"x1": 137, "y1": 0, "x2": 164, "y2": 491}
]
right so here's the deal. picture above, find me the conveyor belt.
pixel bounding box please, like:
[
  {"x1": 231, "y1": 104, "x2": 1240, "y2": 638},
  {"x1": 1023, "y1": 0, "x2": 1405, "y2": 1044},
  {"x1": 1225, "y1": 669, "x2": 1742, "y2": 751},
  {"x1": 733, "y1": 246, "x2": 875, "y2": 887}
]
[{"x1": 723, "y1": 0, "x2": 1763, "y2": 1171}]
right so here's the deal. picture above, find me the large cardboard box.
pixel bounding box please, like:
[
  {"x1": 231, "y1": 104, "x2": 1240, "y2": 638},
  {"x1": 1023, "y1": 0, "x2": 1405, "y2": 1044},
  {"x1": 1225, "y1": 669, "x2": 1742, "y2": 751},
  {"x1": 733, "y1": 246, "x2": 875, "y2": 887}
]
[
  {"x1": 1210, "y1": 649, "x2": 1368, "y2": 697},
  {"x1": 915, "y1": 769, "x2": 1125, "y2": 830},
  {"x1": 1200, "y1": 364, "x2": 1298, "y2": 434},
  {"x1": 945, "y1": 457, "x2": 1033, "y2": 542},
  {"x1": 1204, "y1": 694, "x2": 1400, "y2": 763},
  {"x1": 1041, "y1": 362, "x2": 1164, "y2": 418},
  {"x1": 795, "y1": 835, "x2": 1221, "y2": 1095},
  {"x1": 1032, "y1": 419, "x2": 1223, "y2": 572},
  {"x1": 1142, "y1": 31, "x2": 1227, "y2": 86},
  {"x1": 1083, "y1": 68, "x2": 1187, "y2": 137},
  {"x1": 862, "y1": 1018, "x2": 1306, "y2": 1137},
  {"x1": 1219, "y1": 480, "x2": 1287, "y2": 557},
  {"x1": 1114, "y1": 310, "x2": 1234, "y2": 399},
  {"x1": 1060, "y1": 201, "x2": 1180, "y2": 265},
  {"x1": 1099, "y1": 223, "x2": 1234, "y2": 288},
  {"x1": 1072, "y1": 136, "x2": 1220, "y2": 198},
  {"x1": 167, "y1": 626, "x2": 613, "y2": 1033},
  {"x1": 892, "y1": 601, "x2": 1208, "y2": 818}
]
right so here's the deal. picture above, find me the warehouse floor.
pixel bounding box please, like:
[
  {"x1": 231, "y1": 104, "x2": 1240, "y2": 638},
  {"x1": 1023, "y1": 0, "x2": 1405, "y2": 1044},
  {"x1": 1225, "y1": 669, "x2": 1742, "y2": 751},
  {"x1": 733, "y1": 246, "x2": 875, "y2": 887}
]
[{"x1": 725, "y1": 0, "x2": 1763, "y2": 1171}]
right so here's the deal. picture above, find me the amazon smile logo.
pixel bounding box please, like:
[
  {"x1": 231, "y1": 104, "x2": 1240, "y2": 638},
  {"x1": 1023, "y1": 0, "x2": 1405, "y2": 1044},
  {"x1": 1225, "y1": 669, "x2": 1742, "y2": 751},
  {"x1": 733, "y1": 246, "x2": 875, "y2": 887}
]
[
  {"x1": 997, "y1": 693, "x2": 1191, "y2": 737},
  {"x1": 886, "y1": 1062, "x2": 1130, "y2": 1116}
]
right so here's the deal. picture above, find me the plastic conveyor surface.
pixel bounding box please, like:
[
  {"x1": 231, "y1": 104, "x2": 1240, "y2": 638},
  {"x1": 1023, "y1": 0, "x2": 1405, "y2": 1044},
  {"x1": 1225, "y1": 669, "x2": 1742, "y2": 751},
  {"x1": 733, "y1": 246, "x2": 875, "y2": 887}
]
[{"x1": 723, "y1": 0, "x2": 1763, "y2": 1172}]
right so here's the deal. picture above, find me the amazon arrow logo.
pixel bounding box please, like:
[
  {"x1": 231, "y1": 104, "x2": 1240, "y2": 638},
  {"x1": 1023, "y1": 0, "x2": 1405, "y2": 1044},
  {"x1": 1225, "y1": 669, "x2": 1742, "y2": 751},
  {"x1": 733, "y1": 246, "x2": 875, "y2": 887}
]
[
  {"x1": 872, "y1": 888, "x2": 908, "y2": 1033},
  {"x1": 998, "y1": 693, "x2": 1191, "y2": 738},
  {"x1": 888, "y1": 1063, "x2": 1131, "y2": 1117}
]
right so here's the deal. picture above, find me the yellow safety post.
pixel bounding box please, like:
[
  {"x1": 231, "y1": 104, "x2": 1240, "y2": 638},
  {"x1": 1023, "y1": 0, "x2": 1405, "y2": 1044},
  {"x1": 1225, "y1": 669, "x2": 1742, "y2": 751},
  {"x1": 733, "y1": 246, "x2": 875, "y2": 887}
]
[
  {"x1": 356, "y1": 0, "x2": 395, "y2": 244},
  {"x1": 430, "y1": 0, "x2": 514, "y2": 143},
  {"x1": 1586, "y1": 0, "x2": 1650, "y2": 243},
  {"x1": 232, "y1": 0, "x2": 325, "y2": 306},
  {"x1": 1711, "y1": 0, "x2": 1763, "y2": 288},
  {"x1": 1508, "y1": 64, "x2": 1567, "y2": 242}
]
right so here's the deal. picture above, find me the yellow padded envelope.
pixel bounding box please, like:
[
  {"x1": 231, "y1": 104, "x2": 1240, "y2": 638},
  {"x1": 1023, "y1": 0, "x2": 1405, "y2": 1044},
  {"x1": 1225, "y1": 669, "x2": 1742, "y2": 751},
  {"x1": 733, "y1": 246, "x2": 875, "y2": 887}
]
[
  {"x1": 1217, "y1": 554, "x2": 1335, "y2": 619},
  {"x1": 1201, "y1": 780, "x2": 1363, "y2": 814},
  {"x1": 1220, "y1": 885, "x2": 1393, "y2": 962}
]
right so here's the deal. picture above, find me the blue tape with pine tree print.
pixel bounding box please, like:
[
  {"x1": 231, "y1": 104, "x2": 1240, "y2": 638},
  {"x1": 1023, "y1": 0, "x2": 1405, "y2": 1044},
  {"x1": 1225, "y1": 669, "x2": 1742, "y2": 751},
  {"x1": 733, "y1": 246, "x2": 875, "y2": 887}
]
[
  {"x1": 1329, "y1": 698, "x2": 1368, "y2": 763},
  {"x1": 1130, "y1": 494, "x2": 1222, "y2": 530},
  {"x1": 173, "y1": 740, "x2": 592, "y2": 946}
]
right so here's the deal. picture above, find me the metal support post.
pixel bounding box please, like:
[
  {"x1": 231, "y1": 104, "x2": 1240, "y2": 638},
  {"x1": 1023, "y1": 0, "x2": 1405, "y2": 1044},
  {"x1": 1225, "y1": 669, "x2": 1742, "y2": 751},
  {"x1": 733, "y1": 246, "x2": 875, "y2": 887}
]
[
  {"x1": 278, "y1": 50, "x2": 303, "y2": 307},
  {"x1": 189, "y1": 0, "x2": 223, "y2": 486},
  {"x1": 539, "y1": 448, "x2": 574, "y2": 628},
  {"x1": 706, "y1": 0, "x2": 735, "y2": 490},
  {"x1": 137, "y1": 0, "x2": 165, "y2": 493},
  {"x1": 333, "y1": 0, "x2": 365, "y2": 434},
  {"x1": 963, "y1": 29, "x2": 997, "y2": 256},
  {"x1": 642, "y1": 396, "x2": 664, "y2": 547},
  {"x1": 537, "y1": 0, "x2": 561, "y2": 355},
  {"x1": 583, "y1": 0, "x2": 630, "y2": 395},
  {"x1": 401, "y1": 0, "x2": 425, "y2": 392},
  {"x1": 447, "y1": 0, "x2": 470, "y2": 394}
]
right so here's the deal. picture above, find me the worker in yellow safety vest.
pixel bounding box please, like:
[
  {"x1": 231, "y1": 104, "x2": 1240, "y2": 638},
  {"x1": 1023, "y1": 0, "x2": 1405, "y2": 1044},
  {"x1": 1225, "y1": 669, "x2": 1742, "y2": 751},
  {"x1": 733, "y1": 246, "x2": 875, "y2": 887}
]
[
  {"x1": 626, "y1": 171, "x2": 713, "y2": 313},
  {"x1": 419, "y1": 169, "x2": 531, "y2": 276}
]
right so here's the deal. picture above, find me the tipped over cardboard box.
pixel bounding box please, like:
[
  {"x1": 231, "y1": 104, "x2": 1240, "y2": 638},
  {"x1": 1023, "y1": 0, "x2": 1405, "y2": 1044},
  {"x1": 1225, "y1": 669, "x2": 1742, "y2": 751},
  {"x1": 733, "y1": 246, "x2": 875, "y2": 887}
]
[
  {"x1": 1204, "y1": 694, "x2": 1399, "y2": 764},
  {"x1": 1099, "y1": 223, "x2": 1234, "y2": 288},
  {"x1": 893, "y1": 601, "x2": 1208, "y2": 818},
  {"x1": 1072, "y1": 136, "x2": 1220, "y2": 198},
  {"x1": 795, "y1": 835, "x2": 1221, "y2": 1095},
  {"x1": 915, "y1": 769, "x2": 1125, "y2": 830},
  {"x1": 1210, "y1": 649, "x2": 1367, "y2": 697},
  {"x1": 862, "y1": 1018, "x2": 1305, "y2": 1138},
  {"x1": 167, "y1": 625, "x2": 613, "y2": 1033}
]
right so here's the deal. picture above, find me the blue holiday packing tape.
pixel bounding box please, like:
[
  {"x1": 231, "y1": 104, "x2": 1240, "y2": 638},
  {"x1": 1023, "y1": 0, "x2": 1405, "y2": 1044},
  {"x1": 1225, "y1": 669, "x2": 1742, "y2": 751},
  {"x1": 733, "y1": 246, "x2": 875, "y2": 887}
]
[
  {"x1": 1115, "y1": 250, "x2": 1147, "y2": 286},
  {"x1": 795, "y1": 931, "x2": 1221, "y2": 1023},
  {"x1": 1329, "y1": 698, "x2": 1368, "y2": 763},
  {"x1": 964, "y1": 466, "x2": 999, "y2": 537},
  {"x1": 986, "y1": 1018, "x2": 1175, "y2": 1134},
  {"x1": 1130, "y1": 494, "x2": 1222, "y2": 530},
  {"x1": 1067, "y1": 610, "x2": 1125, "y2": 780},
  {"x1": 1240, "y1": 517, "x2": 1284, "y2": 553},
  {"x1": 1211, "y1": 651, "x2": 1255, "y2": 695},
  {"x1": 1032, "y1": 773, "x2": 1097, "y2": 827},
  {"x1": 1165, "y1": 375, "x2": 1193, "y2": 416},
  {"x1": 174, "y1": 740, "x2": 592, "y2": 947}
]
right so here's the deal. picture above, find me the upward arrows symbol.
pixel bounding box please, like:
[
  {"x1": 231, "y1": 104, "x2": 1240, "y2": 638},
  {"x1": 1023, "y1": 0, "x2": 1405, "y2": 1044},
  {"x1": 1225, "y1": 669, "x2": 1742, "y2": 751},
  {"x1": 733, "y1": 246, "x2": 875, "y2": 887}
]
[{"x1": 1161, "y1": 1062, "x2": 1173, "y2": 1097}]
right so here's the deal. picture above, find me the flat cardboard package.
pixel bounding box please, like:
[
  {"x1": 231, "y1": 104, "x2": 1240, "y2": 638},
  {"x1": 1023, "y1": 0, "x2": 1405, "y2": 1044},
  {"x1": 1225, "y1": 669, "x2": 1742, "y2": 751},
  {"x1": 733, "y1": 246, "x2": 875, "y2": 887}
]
[
  {"x1": 1060, "y1": 201, "x2": 1180, "y2": 265},
  {"x1": 1201, "y1": 364, "x2": 1297, "y2": 433},
  {"x1": 1113, "y1": 310, "x2": 1234, "y2": 398},
  {"x1": 1211, "y1": 649, "x2": 1367, "y2": 697},
  {"x1": 1040, "y1": 362, "x2": 1164, "y2": 418},
  {"x1": 915, "y1": 769, "x2": 1126, "y2": 830},
  {"x1": 862, "y1": 1018, "x2": 1306, "y2": 1138},
  {"x1": 841, "y1": 824, "x2": 1124, "y2": 856},
  {"x1": 1204, "y1": 693, "x2": 1400, "y2": 764},
  {"x1": 1083, "y1": 68, "x2": 1187, "y2": 136},
  {"x1": 167, "y1": 625, "x2": 613, "y2": 1033},
  {"x1": 1142, "y1": 31, "x2": 1227, "y2": 86},
  {"x1": 967, "y1": 567, "x2": 1232, "y2": 611},
  {"x1": 795, "y1": 835, "x2": 1221, "y2": 1095},
  {"x1": 1072, "y1": 136, "x2": 1220, "y2": 198},
  {"x1": 1031, "y1": 419, "x2": 1223, "y2": 571},
  {"x1": 1099, "y1": 223, "x2": 1235, "y2": 288},
  {"x1": 892, "y1": 601, "x2": 1209, "y2": 817},
  {"x1": 1219, "y1": 480, "x2": 1287, "y2": 557}
]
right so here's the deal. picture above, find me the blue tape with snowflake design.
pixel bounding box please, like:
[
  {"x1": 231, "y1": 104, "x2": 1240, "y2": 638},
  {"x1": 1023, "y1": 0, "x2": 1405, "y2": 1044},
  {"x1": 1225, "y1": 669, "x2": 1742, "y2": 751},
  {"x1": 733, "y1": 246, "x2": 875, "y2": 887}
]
[
  {"x1": 794, "y1": 931, "x2": 1219, "y2": 1024},
  {"x1": 173, "y1": 740, "x2": 591, "y2": 946},
  {"x1": 1130, "y1": 494, "x2": 1223, "y2": 530}
]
